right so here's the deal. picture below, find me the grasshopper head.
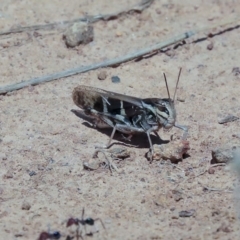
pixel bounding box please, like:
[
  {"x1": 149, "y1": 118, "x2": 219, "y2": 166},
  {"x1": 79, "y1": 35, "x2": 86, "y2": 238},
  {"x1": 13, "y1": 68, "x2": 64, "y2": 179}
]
[
  {"x1": 155, "y1": 67, "x2": 182, "y2": 129},
  {"x1": 155, "y1": 98, "x2": 176, "y2": 129}
]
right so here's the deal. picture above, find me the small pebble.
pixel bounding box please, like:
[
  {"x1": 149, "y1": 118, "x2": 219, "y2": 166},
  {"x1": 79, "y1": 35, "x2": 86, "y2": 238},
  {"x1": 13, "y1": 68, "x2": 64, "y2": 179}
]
[
  {"x1": 140, "y1": 178, "x2": 145, "y2": 182},
  {"x1": 172, "y1": 189, "x2": 183, "y2": 202},
  {"x1": 115, "y1": 31, "x2": 122, "y2": 37},
  {"x1": 177, "y1": 92, "x2": 186, "y2": 102},
  {"x1": 28, "y1": 171, "x2": 37, "y2": 177},
  {"x1": 233, "y1": 133, "x2": 240, "y2": 139},
  {"x1": 0, "y1": 152, "x2": 7, "y2": 160},
  {"x1": 171, "y1": 210, "x2": 179, "y2": 219},
  {"x1": 33, "y1": 31, "x2": 41, "y2": 37},
  {"x1": 4, "y1": 170, "x2": 13, "y2": 179},
  {"x1": 28, "y1": 85, "x2": 34, "y2": 92},
  {"x1": 179, "y1": 209, "x2": 196, "y2": 218},
  {"x1": 98, "y1": 70, "x2": 107, "y2": 80},
  {"x1": 154, "y1": 194, "x2": 168, "y2": 208},
  {"x1": 212, "y1": 145, "x2": 240, "y2": 163},
  {"x1": 217, "y1": 222, "x2": 231, "y2": 233},
  {"x1": 63, "y1": 22, "x2": 94, "y2": 47},
  {"x1": 232, "y1": 67, "x2": 240, "y2": 76},
  {"x1": 21, "y1": 201, "x2": 31, "y2": 210},
  {"x1": 83, "y1": 161, "x2": 99, "y2": 171},
  {"x1": 207, "y1": 42, "x2": 214, "y2": 50},
  {"x1": 208, "y1": 168, "x2": 215, "y2": 174},
  {"x1": 165, "y1": 49, "x2": 175, "y2": 57},
  {"x1": 218, "y1": 114, "x2": 239, "y2": 124},
  {"x1": 148, "y1": 140, "x2": 190, "y2": 162},
  {"x1": 111, "y1": 76, "x2": 120, "y2": 83}
]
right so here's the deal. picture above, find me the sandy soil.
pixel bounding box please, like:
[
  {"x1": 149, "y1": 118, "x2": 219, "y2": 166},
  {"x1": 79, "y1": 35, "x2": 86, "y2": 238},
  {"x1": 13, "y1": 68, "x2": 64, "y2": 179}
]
[{"x1": 1, "y1": 0, "x2": 240, "y2": 239}]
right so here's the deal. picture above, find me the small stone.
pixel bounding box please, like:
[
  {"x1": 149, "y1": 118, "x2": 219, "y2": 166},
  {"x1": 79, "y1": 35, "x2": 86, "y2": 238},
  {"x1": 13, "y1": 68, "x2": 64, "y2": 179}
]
[
  {"x1": 57, "y1": 53, "x2": 66, "y2": 59},
  {"x1": 207, "y1": 42, "x2": 214, "y2": 50},
  {"x1": 177, "y1": 92, "x2": 186, "y2": 102},
  {"x1": 148, "y1": 140, "x2": 190, "y2": 162},
  {"x1": 115, "y1": 31, "x2": 122, "y2": 37},
  {"x1": 21, "y1": 201, "x2": 31, "y2": 210},
  {"x1": 217, "y1": 222, "x2": 231, "y2": 233},
  {"x1": 218, "y1": 114, "x2": 239, "y2": 124},
  {"x1": 28, "y1": 171, "x2": 37, "y2": 176},
  {"x1": 140, "y1": 178, "x2": 145, "y2": 182},
  {"x1": 98, "y1": 70, "x2": 107, "y2": 80},
  {"x1": 208, "y1": 168, "x2": 215, "y2": 174},
  {"x1": 155, "y1": 8, "x2": 161, "y2": 14},
  {"x1": 154, "y1": 194, "x2": 168, "y2": 207},
  {"x1": 37, "y1": 164, "x2": 45, "y2": 171},
  {"x1": 212, "y1": 145, "x2": 240, "y2": 163},
  {"x1": 232, "y1": 67, "x2": 240, "y2": 76},
  {"x1": 232, "y1": 133, "x2": 240, "y2": 139},
  {"x1": 165, "y1": 49, "x2": 175, "y2": 57},
  {"x1": 63, "y1": 22, "x2": 94, "y2": 47},
  {"x1": 1, "y1": 41, "x2": 11, "y2": 48},
  {"x1": 0, "y1": 152, "x2": 7, "y2": 160},
  {"x1": 28, "y1": 85, "x2": 34, "y2": 92},
  {"x1": 179, "y1": 209, "x2": 196, "y2": 218},
  {"x1": 33, "y1": 31, "x2": 41, "y2": 37},
  {"x1": 4, "y1": 170, "x2": 13, "y2": 179},
  {"x1": 111, "y1": 76, "x2": 120, "y2": 83},
  {"x1": 83, "y1": 161, "x2": 100, "y2": 171},
  {"x1": 171, "y1": 210, "x2": 179, "y2": 219},
  {"x1": 36, "y1": 65, "x2": 44, "y2": 70},
  {"x1": 172, "y1": 189, "x2": 183, "y2": 202}
]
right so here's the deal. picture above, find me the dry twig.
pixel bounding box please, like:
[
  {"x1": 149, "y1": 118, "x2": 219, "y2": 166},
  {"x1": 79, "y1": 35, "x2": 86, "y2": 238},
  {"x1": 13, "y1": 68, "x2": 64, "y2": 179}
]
[
  {"x1": 0, "y1": 32, "x2": 192, "y2": 94},
  {"x1": 0, "y1": 0, "x2": 154, "y2": 36},
  {"x1": 1, "y1": 16, "x2": 240, "y2": 94},
  {"x1": 201, "y1": 185, "x2": 233, "y2": 193}
]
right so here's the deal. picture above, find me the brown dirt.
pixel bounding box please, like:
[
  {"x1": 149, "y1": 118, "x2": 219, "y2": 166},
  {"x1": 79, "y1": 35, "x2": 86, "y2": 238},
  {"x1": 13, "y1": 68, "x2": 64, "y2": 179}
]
[{"x1": 1, "y1": 0, "x2": 240, "y2": 239}]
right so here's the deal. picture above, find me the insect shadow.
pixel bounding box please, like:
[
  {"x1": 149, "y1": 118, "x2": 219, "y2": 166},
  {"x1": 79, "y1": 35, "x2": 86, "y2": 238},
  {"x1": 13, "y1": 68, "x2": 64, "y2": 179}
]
[{"x1": 71, "y1": 109, "x2": 169, "y2": 149}]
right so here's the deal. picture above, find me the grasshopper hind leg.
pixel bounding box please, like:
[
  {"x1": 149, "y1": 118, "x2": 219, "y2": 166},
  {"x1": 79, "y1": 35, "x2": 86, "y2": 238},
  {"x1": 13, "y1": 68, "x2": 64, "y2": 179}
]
[
  {"x1": 95, "y1": 122, "x2": 143, "y2": 149},
  {"x1": 94, "y1": 123, "x2": 158, "y2": 165},
  {"x1": 94, "y1": 125, "x2": 117, "y2": 149}
]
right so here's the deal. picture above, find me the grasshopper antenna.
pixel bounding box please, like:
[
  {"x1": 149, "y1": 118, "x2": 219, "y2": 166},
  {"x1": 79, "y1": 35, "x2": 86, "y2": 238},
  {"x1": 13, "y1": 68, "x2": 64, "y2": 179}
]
[
  {"x1": 173, "y1": 67, "x2": 182, "y2": 102},
  {"x1": 163, "y1": 73, "x2": 171, "y2": 99}
]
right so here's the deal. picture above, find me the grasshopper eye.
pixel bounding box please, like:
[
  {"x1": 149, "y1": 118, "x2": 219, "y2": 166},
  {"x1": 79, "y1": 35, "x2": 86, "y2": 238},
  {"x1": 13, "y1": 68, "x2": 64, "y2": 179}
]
[
  {"x1": 157, "y1": 105, "x2": 169, "y2": 115},
  {"x1": 164, "y1": 108, "x2": 169, "y2": 114}
]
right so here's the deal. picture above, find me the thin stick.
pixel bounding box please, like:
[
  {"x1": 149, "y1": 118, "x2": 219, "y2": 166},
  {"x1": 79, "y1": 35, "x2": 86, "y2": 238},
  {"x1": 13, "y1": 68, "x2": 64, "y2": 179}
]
[
  {"x1": 173, "y1": 67, "x2": 182, "y2": 102},
  {"x1": 163, "y1": 73, "x2": 171, "y2": 99},
  {"x1": 0, "y1": 32, "x2": 192, "y2": 94},
  {"x1": 0, "y1": 0, "x2": 154, "y2": 36},
  {"x1": 1, "y1": 14, "x2": 240, "y2": 94},
  {"x1": 202, "y1": 185, "x2": 233, "y2": 193}
]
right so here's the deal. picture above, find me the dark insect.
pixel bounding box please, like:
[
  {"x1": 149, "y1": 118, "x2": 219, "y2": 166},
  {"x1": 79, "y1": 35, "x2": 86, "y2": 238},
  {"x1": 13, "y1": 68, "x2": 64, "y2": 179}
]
[
  {"x1": 38, "y1": 231, "x2": 61, "y2": 240},
  {"x1": 66, "y1": 208, "x2": 105, "y2": 239},
  {"x1": 72, "y1": 68, "x2": 188, "y2": 161}
]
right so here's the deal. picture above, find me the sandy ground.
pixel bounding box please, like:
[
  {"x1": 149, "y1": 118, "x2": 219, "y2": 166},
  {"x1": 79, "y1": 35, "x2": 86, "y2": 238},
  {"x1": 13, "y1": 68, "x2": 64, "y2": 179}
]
[{"x1": 1, "y1": 0, "x2": 240, "y2": 239}]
